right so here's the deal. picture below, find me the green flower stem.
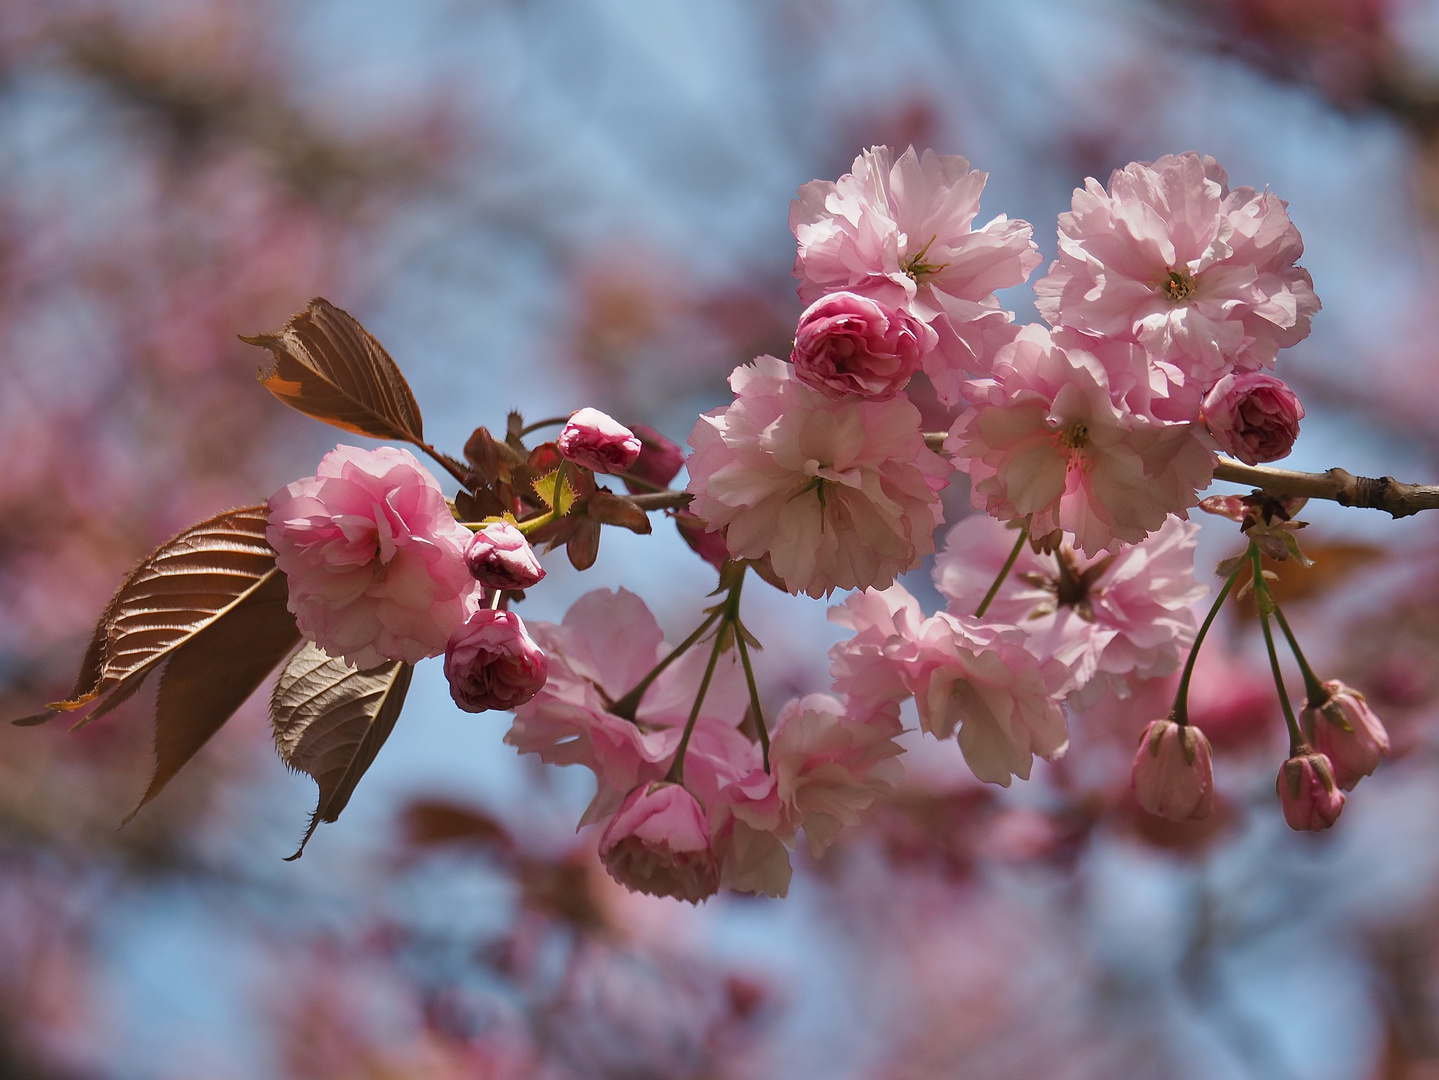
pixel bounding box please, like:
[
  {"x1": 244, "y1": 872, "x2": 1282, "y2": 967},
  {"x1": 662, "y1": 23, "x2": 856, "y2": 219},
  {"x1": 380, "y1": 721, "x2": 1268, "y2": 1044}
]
[
  {"x1": 1253, "y1": 546, "x2": 1305, "y2": 754},
  {"x1": 975, "y1": 526, "x2": 1028, "y2": 619},
  {"x1": 666, "y1": 628, "x2": 725, "y2": 785},
  {"x1": 1269, "y1": 603, "x2": 1328, "y2": 707},
  {"x1": 608, "y1": 609, "x2": 722, "y2": 723},
  {"x1": 735, "y1": 623, "x2": 769, "y2": 774},
  {"x1": 1171, "y1": 559, "x2": 1243, "y2": 725}
]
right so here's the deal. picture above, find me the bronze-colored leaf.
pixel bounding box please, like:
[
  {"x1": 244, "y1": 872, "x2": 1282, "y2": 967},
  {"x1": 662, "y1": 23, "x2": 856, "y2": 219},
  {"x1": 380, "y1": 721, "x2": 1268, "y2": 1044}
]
[
  {"x1": 1232, "y1": 541, "x2": 1388, "y2": 615},
  {"x1": 586, "y1": 490, "x2": 652, "y2": 534},
  {"x1": 271, "y1": 642, "x2": 413, "y2": 859},
  {"x1": 39, "y1": 506, "x2": 282, "y2": 725},
  {"x1": 242, "y1": 297, "x2": 424, "y2": 444},
  {"x1": 123, "y1": 571, "x2": 302, "y2": 823},
  {"x1": 567, "y1": 518, "x2": 602, "y2": 571}
]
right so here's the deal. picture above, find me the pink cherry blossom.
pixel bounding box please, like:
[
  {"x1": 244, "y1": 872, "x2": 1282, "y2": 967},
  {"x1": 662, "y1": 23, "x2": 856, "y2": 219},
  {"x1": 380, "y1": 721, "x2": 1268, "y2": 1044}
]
[
  {"x1": 1303, "y1": 680, "x2": 1389, "y2": 790},
  {"x1": 933, "y1": 513, "x2": 1205, "y2": 704},
  {"x1": 267, "y1": 444, "x2": 477, "y2": 669},
  {"x1": 946, "y1": 325, "x2": 1215, "y2": 556},
  {"x1": 463, "y1": 521, "x2": 546, "y2": 590},
  {"x1": 1131, "y1": 719, "x2": 1214, "y2": 820},
  {"x1": 827, "y1": 585, "x2": 929, "y2": 711},
  {"x1": 1277, "y1": 752, "x2": 1346, "y2": 831},
  {"x1": 557, "y1": 408, "x2": 642, "y2": 474},
  {"x1": 789, "y1": 291, "x2": 934, "y2": 400},
  {"x1": 1035, "y1": 152, "x2": 1320, "y2": 387},
  {"x1": 444, "y1": 608, "x2": 548, "y2": 713},
  {"x1": 790, "y1": 145, "x2": 1042, "y2": 403},
  {"x1": 1202, "y1": 370, "x2": 1305, "y2": 465},
  {"x1": 686, "y1": 355, "x2": 950, "y2": 598},
  {"x1": 598, "y1": 782, "x2": 721, "y2": 904}
]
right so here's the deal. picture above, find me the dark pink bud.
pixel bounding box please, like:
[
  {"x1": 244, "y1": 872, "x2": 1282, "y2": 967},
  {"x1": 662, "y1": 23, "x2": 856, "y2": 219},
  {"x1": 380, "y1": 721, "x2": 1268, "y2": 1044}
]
[
  {"x1": 1302, "y1": 680, "x2": 1388, "y2": 790},
  {"x1": 557, "y1": 408, "x2": 642, "y2": 474},
  {"x1": 1202, "y1": 371, "x2": 1304, "y2": 465},
  {"x1": 622, "y1": 424, "x2": 686, "y2": 494},
  {"x1": 1277, "y1": 752, "x2": 1345, "y2": 831},
  {"x1": 598, "y1": 782, "x2": 720, "y2": 904},
  {"x1": 1131, "y1": 719, "x2": 1214, "y2": 821},
  {"x1": 444, "y1": 608, "x2": 548, "y2": 713},
  {"x1": 789, "y1": 291, "x2": 934, "y2": 400},
  {"x1": 463, "y1": 521, "x2": 545, "y2": 590},
  {"x1": 674, "y1": 510, "x2": 729, "y2": 570}
]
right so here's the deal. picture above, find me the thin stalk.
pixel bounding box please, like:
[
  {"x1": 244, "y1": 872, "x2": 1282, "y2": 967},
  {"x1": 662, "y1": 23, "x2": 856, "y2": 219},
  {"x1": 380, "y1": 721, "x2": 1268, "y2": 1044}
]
[
  {"x1": 608, "y1": 610, "x2": 721, "y2": 722},
  {"x1": 1171, "y1": 562, "x2": 1243, "y2": 725},
  {"x1": 1253, "y1": 547, "x2": 1305, "y2": 753},
  {"x1": 416, "y1": 441, "x2": 472, "y2": 488},
  {"x1": 975, "y1": 527, "x2": 1028, "y2": 619},
  {"x1": 1270, "y1": 603, "x2": 1328, "y2": 707},
  {"x1": 735, "y1": 626, "x2": 769, "y2": 773},
  {"x1": 519, "y1": 416, "x2": 571, "y2": 438},
  {"x1": 666, "y1": 632, "x2": 724, "y2": 785}
]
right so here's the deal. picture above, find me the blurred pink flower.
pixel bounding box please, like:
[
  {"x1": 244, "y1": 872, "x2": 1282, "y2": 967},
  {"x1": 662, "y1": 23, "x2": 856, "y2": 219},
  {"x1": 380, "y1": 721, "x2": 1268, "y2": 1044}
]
[
  {"x1": 790, "y1": 145, "x2": 1041, "y2": 403},
  {"x1": 1201, "y1": 370, "x2": 1304, "y2": 464},
  {"x1": 463, "y1": 521, "x2": 546, "y2": 590},
  {"x1": 1035, "y1": 152, "x2": 1319, "y2": 386},
  {"x1": 1131, "y1": 719, "x2": 1214, "y2": 820},
  {"x1": 598, "y1": 782, "x2": 721, "y2": 904},
  {"x1": 1303, "y1": 680, "x2": 1389, "y2": 790},
  {"x1": 444, "y1": 608, "x2": 548, "y2": 713},
  {"x1": 947, "y1": 325, "x2": 1215, "y2": 555},
  {"x1": 686, "y1": 355, "x2": 949, "y2": 597},
  {"x1": 267, "y1": 445, "x2": 476, "y2": 669},
  {"x1": 557, "y1": 408, "x2": 642, "y2": 474},
  {"x1": 1278, "y1": 752, "x2": 1346, "y2": 831},
  {"x1": 789, "y1": 291, "x2": 933, "y2": 400}
]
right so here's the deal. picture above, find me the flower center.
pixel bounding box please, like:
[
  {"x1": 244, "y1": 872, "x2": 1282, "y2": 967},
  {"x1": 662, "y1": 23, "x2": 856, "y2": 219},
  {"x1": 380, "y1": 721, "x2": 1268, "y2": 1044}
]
[
  {"x1": 901, "y1": 235, "x2": 948, "y2": 285},
  {"x1": 1056, "y1": 421, "x2": 1089, "y2": 451},
  {"x1": 1159, "y1": 267, "x2": 1196, "y2": 303}
]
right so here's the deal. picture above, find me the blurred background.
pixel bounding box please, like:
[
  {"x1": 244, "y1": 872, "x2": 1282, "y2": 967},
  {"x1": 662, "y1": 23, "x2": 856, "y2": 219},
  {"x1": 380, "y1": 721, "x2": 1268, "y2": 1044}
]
[{"x1": 4, "y1": 0, "x2": 1439, "y2": 1076}]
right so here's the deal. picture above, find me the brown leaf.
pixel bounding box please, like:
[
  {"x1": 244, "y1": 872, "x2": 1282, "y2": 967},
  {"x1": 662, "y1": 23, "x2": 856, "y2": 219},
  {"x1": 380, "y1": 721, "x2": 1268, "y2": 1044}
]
[
  {"x1": 398, "y1": 798, "x2": 515, "y2": 857},
  {"x1": 271, "y1": 642, "x2": 413, "y2": 859},
  {"x1": 1233, "y1": 541, "x2": 1388, "y2": 614},
  {"x1": 586, "y1": 490, "x2": 652, "y2": 534},
  {"x1": 567, "y1": 518, "x2": 602, "y2": 570},
  {"x1": 123, "y1": 570, "x2": 302, "y2": 823},
  {"x1": 37, "y1": 506, "x2": 282, "y2": 725},
  {"x1": 242, "y1": 297, "x2": 424, "y2": 444}
]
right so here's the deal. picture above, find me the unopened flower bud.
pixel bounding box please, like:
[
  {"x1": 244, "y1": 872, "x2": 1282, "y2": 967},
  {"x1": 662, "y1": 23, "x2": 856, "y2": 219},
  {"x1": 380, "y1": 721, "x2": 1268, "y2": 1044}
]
[
  {"x1": 444, "y1": 608, "x2": 548, "y2": 713},
  {"x1": 464, "y1": 521, "x2": 545, "y2": 590},
  {"x1": 1202, "y1": 372, "x2": 1304, "y2": 465},
  {"x1": 623, "y1": 424, "x2": 686, "y2": 494},
  {"x1": 557, "y1": 408, "x2": 642, "y2": 474},
  {"x1": 1131, "y1": 719, "x2": 1214, "y2": 821},
  {"x1": 1302, "y1": 680, "x2": 1388, "y2": 790},
  {"x1": 1277, "y1": 751, "x2": 1345, "y2": 831},
  {"x1": 598, "y1": 782, "x2": 721, "y2": 904},
  {"x1": 789, "y1": 291, "x2": 933, "y2": 400}
]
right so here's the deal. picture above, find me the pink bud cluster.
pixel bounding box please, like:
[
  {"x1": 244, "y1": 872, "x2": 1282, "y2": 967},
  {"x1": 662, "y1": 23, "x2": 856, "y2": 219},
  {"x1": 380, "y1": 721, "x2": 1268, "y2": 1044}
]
[{"x1": 508, "y1": 590, "x2": 905, "y2": 901}]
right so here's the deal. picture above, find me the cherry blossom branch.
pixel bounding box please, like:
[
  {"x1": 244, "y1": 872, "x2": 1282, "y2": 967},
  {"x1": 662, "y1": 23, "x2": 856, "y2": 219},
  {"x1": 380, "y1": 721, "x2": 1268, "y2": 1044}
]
[
  {"x1": 919, "y1": 431, "x2": 1439, "y2": 518},
  {"x1": 626, "y1": 491, "x2": 694, "y2": 511}
]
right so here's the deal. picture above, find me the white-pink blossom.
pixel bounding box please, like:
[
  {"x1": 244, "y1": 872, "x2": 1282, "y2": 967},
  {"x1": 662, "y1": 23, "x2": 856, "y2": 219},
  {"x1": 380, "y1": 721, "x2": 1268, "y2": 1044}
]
[
  {"x1": 1035, "y1": 152, "x2": 1320, "y2": 387},
  {"x1": 598, "y1": 782, "x2": 721, "y2": 903},
  {"x1": 790, "y1": 291, "x2": 933, "y2": 400},
  {"x1": 444, "y1": 607, "x2": 548, "y2": 713},
  {"x1": 557, "y1": 408, "x2": 642, "y2": 474},
  {"x1": 946, "y1": 325, "x2": 1215, "y2": 556},
  {"x1": 827, "y1": 585, "x2": 929, "y2": 711},
  {"x1": 1202, "y1": 370, "x2": 1304, "y2": 465},
  {"x1": 791, "y1": 145, "x2": 1042, "y2": 403},
  {"x1": 686, "y1": 355, "x2": 950, "y2": 597},
  {"x1": 267, "y1": 444, "x2": 477, "y2": 669}
]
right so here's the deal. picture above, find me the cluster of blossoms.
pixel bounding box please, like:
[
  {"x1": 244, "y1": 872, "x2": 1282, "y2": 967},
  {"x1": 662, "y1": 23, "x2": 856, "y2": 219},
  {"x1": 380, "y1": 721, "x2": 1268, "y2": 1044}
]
[{"x1": 254, "y1": 145, "x2": 1386, "y2": 902}]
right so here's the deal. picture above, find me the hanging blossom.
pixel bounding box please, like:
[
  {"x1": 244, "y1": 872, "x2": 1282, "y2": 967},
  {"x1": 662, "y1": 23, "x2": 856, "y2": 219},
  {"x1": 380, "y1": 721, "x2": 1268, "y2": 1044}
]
[
  {"x1": 829, "y1": 585, "x2": 1070, "y2": 787},
  {"x1": 1034, "y1": 151, "x2": 1319, "y2": 388},
  {"x1": 686, "y1": 355, "x2": 950, "y2": 598},
  {"x1": 791, "y1": 145, "x2": 1042, "y2": 404},
  {"x1": 932, "y1": 513, "x2": 1206, "y2": 706},
  {"x1": 946, "y1": 324, "x2": 1214, "y2": 556},
  {"x1": 267, "y1": 445, "x2": 478, "y2": 669},
  {"x1": 507, "y1": 590, "x2": 905, "y2": 900}
]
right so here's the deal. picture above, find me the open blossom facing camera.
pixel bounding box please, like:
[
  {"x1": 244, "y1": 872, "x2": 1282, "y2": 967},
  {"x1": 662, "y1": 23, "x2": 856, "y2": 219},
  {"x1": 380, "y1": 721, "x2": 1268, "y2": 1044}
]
[
  {"x1": 686, "y1": 355, "x2": 949, "y2": 597},
  {"x1": 1035, "y1": 152, "x2": 1319, "y2": 386},
  {"x1": 267, "y1": 445, "x2": 476, "y2": 669},
  {"x1": 1202, "y1": 371, "x2": 1304, "y2": 465},
  {"x1": 789, "y1": 291, "x2": 934, "y2": 399},
  {"x1": 791, "y1": 145, "x2": 1041, "y2": 403},
  {"x1": 444, "y1": 607, "x2": 548, "y2": 713},
  {"x1": 947, "y1": 325, "x2": 1215, "y2": 555}
]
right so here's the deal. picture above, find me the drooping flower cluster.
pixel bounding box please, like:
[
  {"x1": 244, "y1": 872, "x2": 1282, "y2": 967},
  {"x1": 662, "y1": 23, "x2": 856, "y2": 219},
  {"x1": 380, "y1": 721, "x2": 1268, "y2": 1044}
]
[{"x1": 508, "y1": 589, "x2": 904, "y2": 900}]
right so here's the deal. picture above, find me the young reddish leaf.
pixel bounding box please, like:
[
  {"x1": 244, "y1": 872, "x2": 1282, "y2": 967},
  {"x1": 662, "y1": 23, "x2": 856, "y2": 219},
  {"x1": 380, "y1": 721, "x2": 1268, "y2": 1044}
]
[
  {"x1": 123, "y1": 570, "x2": 302, "y2": 824},
  {"x1": 567, "y1": 518, "x2": 602, "y2": 570},
  {"x1": 242, "y1": 297, "x2": 425, "y2": 444},
  {"x1": 271, "y1": 642, "x2": 413, "y2": 859},
  {"x1": 32, "y1": 506, "x2": 281, "y2": 726},
  {"x1": 586, "y1": 490, "x2": 652, "y2": 534}
]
